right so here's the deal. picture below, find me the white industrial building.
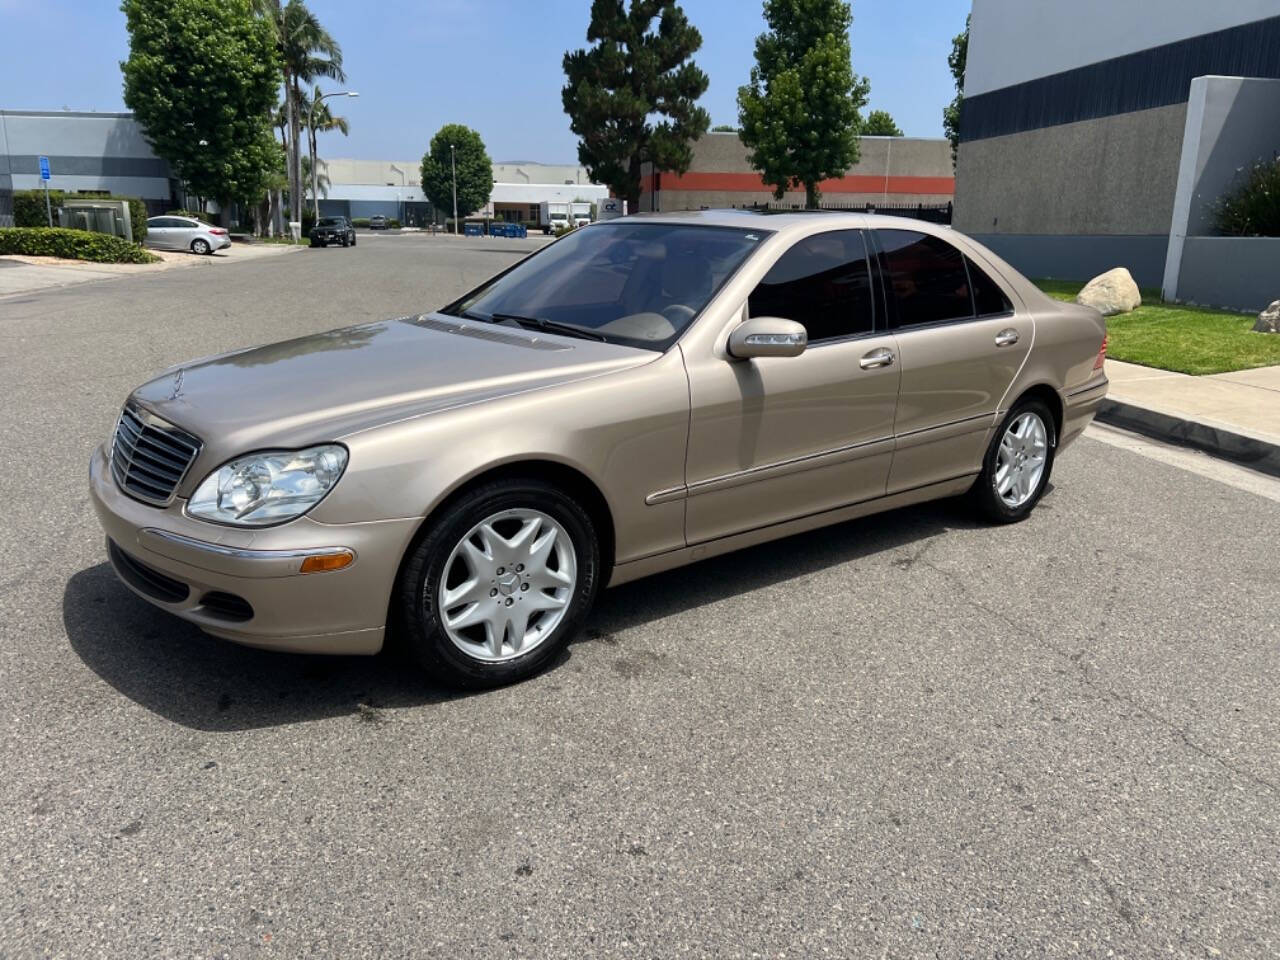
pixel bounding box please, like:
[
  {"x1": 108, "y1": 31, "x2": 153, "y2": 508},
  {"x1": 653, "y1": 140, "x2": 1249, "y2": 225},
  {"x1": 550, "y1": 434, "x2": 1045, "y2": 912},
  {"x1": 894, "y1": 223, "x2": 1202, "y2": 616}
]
[
  {"x1": 317, "y1": 158, "x2": 609, "y2": 226},
  {"x1": 0, "y1": 109, "x2": 611, "y2": 228}
]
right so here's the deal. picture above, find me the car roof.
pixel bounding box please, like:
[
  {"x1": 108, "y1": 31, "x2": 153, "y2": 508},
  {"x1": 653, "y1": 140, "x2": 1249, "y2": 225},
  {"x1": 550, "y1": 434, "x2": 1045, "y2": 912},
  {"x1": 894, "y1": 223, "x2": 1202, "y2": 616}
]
[{"x1": 617, "y1": 208, "x2": 954, "y2": 237}]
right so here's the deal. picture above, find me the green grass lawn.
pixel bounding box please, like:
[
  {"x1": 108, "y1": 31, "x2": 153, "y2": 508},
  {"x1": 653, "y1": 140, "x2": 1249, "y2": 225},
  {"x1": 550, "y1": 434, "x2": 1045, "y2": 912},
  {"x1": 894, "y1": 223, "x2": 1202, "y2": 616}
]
[{"x1": 1033, "y1": 279, "x2": 1280, "y2": 375}]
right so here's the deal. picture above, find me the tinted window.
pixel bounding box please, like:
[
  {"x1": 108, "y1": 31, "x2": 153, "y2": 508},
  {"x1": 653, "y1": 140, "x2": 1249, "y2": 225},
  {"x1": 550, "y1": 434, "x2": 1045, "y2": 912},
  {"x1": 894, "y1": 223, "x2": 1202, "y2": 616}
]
[
  {"x1": 444, "y1": 222, "x2": 764, "y2": 350},
  {"x1": 878, "y1": 230, "x2": 972, "y2": 327},
  {"x1": 149, "y1": 217, "x2": 181, "y2": 228},
  {"x1": 748, "y1": 230, "x2": 874, "y2": 342},
  {"x1": 968, "y1": 257, "x2": 1013, "y2": 316},
  {"x1": 318, "y1": 217, "x2": 343, "y2": 227}
]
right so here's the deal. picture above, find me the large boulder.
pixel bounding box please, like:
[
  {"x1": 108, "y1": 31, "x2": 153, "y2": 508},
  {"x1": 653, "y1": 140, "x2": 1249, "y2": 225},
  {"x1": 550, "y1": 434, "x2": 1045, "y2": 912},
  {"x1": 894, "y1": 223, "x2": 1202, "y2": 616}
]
[
  {"x1": 1254, "y1": 300, "x2": 1280, "y2": 334},
  {"x1": 1075, "y1": 267, "x2": 1142, "y2": 317}
]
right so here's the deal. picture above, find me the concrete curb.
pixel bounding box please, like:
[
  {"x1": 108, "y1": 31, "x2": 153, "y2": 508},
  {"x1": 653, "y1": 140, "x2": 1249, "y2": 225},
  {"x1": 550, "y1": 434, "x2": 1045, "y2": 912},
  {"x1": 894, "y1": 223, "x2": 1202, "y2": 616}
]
[{"x1": 1097, "y1": 398, "x2": 1280, "y2": 478}]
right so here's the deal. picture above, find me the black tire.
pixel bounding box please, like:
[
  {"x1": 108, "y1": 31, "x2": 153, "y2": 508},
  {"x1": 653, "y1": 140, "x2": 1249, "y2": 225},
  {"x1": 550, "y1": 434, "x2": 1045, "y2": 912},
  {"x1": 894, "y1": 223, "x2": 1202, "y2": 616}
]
[
  {"x1": 341, "y1": 236, "x2": 349, "y2": 247},
  {"x1": 191, "y1": 238, "x2": 210, "y2": 255},
  {"x1": 350, "y1": 235, "x2": 357, "y2": 246},
  {"x1": 396, "y1": 479, "x2": 601, "y2": 688},
  {"x1": 970, "y1": 397, "x2": 1056, "y2": 524}
]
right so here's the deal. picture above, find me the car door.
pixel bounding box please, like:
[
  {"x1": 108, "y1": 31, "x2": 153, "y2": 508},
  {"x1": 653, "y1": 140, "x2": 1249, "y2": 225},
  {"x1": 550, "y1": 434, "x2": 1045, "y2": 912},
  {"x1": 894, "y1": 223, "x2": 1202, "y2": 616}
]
[
  {"x1": 146, "y1": 217, "x2": 175, "y2": 249},
  {"x1": 169, "y1": 218, "x2": 200, "y2": 250},
  {"x1": 682, "y1": 228, "x2": 900, "y2": 545},
  {"x1": 873, "y1": 228, "x2": 1030, "y2": 492}
]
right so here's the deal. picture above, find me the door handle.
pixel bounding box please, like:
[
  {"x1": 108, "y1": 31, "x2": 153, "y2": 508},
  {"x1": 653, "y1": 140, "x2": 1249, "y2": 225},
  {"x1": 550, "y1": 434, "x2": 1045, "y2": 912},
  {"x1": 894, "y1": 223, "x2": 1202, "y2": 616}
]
[
  {"x1": 995, "y1": 328, "x2": 1020, "y2": 347},
  {"x1": 859, "y1": 348, "x2": 895, "y2": 370}
]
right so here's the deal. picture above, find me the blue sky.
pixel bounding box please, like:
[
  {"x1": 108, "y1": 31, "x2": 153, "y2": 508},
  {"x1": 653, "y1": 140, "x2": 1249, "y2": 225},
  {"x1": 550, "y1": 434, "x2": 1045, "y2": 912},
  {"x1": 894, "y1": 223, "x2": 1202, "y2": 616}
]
[{"x1": 0, "y1": 0, "x2": 968, "y2": 163}]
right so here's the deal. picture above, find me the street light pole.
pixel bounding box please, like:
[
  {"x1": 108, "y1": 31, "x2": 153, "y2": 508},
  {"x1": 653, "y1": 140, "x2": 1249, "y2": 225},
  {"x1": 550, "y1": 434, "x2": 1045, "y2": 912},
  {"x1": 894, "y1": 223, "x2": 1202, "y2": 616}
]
[
  {"x1": 450, "y1": 144, "x2": 458, "y2": 235},
  {"x1": 311, "y1": 91, "x2": 359, "y2": 222}
]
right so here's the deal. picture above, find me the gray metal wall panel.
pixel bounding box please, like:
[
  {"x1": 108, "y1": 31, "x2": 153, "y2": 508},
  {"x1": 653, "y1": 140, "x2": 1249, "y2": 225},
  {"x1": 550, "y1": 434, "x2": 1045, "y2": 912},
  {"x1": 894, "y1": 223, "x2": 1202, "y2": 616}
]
[
  {"x1": 1176, "y1": 237, "x2": 1280, "y2": 312},
  {"x1": 5, "y1": 155, "x2": 170, "y2": 179},
  {"x1": 967, "y1": 233, "x2": 1171, "y2": 288}
]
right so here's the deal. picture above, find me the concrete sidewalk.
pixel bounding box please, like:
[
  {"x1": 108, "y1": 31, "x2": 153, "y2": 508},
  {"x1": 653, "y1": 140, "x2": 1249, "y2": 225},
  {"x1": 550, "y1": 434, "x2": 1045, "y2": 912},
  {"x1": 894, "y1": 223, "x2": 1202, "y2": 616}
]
[
  {"x1": 1099, "y1": 358, "x2": 1280, "y2": 476},
  {"x1": 0, "y1": 242, "x2": 300, "y2": 299}
]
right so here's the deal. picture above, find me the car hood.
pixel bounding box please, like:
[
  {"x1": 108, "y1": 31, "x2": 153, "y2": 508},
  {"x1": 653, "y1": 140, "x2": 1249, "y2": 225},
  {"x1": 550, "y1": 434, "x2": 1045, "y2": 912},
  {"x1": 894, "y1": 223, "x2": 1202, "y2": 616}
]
[{"x1": 129, "y1": 314, "x2": 653, "y2": 457}]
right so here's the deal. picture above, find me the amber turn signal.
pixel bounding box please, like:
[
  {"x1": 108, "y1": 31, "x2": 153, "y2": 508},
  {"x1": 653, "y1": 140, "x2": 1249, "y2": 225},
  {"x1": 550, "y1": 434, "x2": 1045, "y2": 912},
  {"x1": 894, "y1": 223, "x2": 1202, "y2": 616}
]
[{"x1": 299, "y1": 550, "x2": 354, "y2": 574}]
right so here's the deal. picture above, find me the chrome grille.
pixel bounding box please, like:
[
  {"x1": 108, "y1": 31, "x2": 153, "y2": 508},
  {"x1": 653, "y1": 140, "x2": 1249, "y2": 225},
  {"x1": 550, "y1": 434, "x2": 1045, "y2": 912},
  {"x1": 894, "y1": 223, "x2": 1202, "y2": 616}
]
[{"x1": 110, "y1": 404, "x2": 202, "y2": 506}]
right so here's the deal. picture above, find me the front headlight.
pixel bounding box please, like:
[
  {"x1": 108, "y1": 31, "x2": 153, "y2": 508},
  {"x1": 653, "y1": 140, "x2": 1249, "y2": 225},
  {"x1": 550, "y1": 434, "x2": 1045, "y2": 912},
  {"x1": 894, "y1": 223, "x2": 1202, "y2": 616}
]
[{"x1": 187, "y1": 444, "x2": 348, "y2": 526}]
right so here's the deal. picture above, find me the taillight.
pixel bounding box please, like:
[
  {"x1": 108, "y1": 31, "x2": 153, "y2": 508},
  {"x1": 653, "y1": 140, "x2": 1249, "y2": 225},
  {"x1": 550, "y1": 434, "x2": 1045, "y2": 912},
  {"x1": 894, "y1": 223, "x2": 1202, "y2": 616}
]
[
  {"x1": 209, "y1": 228, "x2": 227, "y2": 235},
  {"x1": 1093, "y1": 333, "x2": 1108, "y2": 371}
]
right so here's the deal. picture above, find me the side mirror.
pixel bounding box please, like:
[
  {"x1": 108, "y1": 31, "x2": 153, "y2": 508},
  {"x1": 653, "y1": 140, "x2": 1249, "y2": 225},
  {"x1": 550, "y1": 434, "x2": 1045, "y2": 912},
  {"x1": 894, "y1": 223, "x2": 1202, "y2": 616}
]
[{"x1": 728, "y1": 317, "x2": 808, "y2": 359}]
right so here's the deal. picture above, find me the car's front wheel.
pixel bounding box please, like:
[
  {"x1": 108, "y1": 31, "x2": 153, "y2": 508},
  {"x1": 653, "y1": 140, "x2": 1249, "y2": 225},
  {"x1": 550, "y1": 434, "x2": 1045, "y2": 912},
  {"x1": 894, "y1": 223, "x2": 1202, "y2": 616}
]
[
  {"x1": 971, "y1": 398, "x2": 1055, "y2": 523},
  {"x1": 191, "y1": 238, "x2": 210, "y2": 255},
  {"x1": 397, "y1": 479, "x2": 601, "y2": 687}
]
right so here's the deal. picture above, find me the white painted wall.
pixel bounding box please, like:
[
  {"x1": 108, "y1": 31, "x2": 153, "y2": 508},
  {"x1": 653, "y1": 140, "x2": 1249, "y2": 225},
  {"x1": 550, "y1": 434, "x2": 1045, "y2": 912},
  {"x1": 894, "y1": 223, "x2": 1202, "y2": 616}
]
[{"x1": 965, "y1": 0, "x2": 1280, "y2": 97}]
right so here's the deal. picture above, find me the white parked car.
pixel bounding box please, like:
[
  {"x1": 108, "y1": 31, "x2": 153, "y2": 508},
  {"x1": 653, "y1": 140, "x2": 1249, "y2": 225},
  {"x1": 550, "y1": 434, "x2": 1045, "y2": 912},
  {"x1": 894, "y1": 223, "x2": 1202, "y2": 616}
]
[{"x1": 145, "y1": 216, "x2": 231, "y2": 255}]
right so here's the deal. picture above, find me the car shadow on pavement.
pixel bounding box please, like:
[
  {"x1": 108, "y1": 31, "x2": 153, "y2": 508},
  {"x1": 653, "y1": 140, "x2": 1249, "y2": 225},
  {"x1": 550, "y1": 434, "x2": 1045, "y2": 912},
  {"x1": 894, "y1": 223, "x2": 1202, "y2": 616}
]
[
  {"x1": 63, "y1": 562, "x2": 465, "y2": 732},
  {"x1": 64, "y1": 495, "x2": 997, "y2": 732},
  {"x1": 579, "y1": 495, "x2": 991, "y2": 644}
]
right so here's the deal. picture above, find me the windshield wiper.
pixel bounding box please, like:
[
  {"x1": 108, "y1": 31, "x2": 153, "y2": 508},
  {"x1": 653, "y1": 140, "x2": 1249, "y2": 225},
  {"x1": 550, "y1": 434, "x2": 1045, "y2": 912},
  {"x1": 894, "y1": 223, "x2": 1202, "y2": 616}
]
[{"x1": 484, "y1": 312, "x2": 607, "y2": 342}]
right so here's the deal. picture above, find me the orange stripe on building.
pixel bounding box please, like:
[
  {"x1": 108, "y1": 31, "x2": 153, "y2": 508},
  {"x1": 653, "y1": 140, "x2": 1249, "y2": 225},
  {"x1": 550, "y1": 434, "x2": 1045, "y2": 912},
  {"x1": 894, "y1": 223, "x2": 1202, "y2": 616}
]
[{"x1": 659, "y1": 171, "x2": 954, "y2": 195}]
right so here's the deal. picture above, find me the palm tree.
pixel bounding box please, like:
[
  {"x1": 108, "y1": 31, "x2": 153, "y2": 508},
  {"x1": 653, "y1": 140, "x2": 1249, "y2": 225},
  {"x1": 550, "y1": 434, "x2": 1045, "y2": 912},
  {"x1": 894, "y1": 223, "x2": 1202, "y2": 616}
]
[
  {"x1": 253, "y1": 0, "x2": 344, "y2": 227},
  {"x1": 301, "y1": 85, "x2": 350, "y2": 220},
  {"x1": 300, "y1": 155, "x2": 330, "y2": 203}
]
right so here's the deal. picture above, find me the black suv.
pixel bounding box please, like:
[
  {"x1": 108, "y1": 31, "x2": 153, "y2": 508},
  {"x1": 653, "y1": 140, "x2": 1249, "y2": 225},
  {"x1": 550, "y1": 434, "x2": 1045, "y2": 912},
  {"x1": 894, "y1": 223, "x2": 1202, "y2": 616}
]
[{"x1": 309, "y1": 216, "x2": 356, "y2": 248}]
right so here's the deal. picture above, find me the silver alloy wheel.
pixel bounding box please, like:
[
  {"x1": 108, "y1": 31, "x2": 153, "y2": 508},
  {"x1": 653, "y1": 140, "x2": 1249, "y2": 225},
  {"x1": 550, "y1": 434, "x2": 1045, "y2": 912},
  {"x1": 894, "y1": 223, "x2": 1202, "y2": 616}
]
[
  {"x1": 994, "y1": 411, "x2": 1048, "y2": 508},
  {"x1": 192, "y1": 238, "x2": 210, "y2": 255},
  {"x1": 437, "y1": 508, "x2": 576, "y2": 663}
]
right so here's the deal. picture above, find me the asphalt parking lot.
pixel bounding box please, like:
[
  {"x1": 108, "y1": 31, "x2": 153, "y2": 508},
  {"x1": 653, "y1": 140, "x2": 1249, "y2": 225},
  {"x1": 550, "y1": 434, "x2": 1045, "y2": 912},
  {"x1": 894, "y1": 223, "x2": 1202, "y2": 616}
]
[{"x1": 2, "y1": 233, "x2": 1278, "y2": 958}]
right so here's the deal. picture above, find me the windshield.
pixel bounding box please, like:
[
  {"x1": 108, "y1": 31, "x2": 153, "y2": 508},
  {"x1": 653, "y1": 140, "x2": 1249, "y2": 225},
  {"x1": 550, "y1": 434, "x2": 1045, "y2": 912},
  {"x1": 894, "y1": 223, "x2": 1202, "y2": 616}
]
[
  {"x1": 319, "y1": 218, "x2": 342, "y2": 226},
  {"x1": 442, "y1": 222, "x2": 765, "y2": 350}
]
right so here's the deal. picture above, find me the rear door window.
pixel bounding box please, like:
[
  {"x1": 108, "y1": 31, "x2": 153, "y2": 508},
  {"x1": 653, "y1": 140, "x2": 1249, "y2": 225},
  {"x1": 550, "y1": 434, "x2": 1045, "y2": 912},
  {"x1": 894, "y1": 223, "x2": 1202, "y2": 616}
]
[
  {"x1": 877, "y1": 229, "x2": 973, "y2": 327},
  {"x1": 968, "y1": 257, "x2": 1013, "y2": 316},
  {"x1": 748, "y1": 229, "x2": 874, "y2": 342}
]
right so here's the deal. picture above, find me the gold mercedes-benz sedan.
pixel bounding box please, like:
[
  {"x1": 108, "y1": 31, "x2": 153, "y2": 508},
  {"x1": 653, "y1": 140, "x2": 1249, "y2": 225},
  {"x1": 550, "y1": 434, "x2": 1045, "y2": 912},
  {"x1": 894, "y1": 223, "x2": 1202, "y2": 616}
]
[{"x1": 91, "y1": 211, "x2": 1109, "y2": 686}]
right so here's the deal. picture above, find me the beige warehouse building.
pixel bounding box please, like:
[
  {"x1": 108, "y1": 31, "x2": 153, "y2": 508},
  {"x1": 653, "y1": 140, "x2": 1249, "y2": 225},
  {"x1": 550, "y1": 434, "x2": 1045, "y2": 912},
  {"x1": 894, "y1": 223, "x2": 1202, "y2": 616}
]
[{"x1": 638, "y1": 131, "x2": 954, "y2": 213}]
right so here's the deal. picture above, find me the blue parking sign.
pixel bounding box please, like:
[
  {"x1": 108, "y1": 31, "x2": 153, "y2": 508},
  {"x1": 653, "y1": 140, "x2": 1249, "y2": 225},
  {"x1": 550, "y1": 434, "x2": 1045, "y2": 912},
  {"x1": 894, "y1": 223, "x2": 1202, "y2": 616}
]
[{"x1": 38, "y1": 156, "x2": 51, "y2": 180}]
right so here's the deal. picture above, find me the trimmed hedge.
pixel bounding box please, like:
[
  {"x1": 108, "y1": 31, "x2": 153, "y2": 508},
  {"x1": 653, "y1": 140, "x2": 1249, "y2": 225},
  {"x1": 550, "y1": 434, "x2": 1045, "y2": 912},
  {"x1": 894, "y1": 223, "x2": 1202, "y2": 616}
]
[
  {"x1": 14, "y1": 189, "x2": 148, "y2": 242},
  {"x1": 351, "y1": 217, "x2": 371, "y2": 228},
  {"x1": 165, "y1": 209, "x2": 204, "y2": 219},
  {"x1": 388, "y1": 218, "x2": 402, "y2": 229},
  {"x1": 13, "y1": 189, "x2": 65, "y2": 228},
  {"x1": 0, "y1": 227, "x2": 161, "y2": 263}
]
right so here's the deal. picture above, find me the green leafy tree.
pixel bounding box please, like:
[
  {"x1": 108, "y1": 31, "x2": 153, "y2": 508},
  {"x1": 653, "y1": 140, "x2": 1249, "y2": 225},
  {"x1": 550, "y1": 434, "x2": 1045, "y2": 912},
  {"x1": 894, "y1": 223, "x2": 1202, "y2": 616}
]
[
  {"x1": 862, "y1": 109, "x2": 903, "y2": 136},
  {"x1": 737, "y1": 0, "x2": 870, "y2": 207},
  {"x1": 711, "y1": 124, "x2": 739, "y2": 132},
  {"x1": 942, "y1": 14, "x2": 969, "y2": 166},
  {"x1": 420, "y1": 124, "x2": 493, "y2": 225},
  {"x1": 121, "y1": 0, "x2": 280, "y2": 222},
  {"x1": 562, "y1": 1, "x2": 711, "y2": 208}
]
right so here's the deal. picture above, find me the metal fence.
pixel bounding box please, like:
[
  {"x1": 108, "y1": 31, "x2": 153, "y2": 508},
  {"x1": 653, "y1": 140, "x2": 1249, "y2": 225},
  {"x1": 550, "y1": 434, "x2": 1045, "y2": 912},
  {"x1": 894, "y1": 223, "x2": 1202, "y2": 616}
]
[{"x1": 727, "y1": 200, "x2": 953, "y2": 224}]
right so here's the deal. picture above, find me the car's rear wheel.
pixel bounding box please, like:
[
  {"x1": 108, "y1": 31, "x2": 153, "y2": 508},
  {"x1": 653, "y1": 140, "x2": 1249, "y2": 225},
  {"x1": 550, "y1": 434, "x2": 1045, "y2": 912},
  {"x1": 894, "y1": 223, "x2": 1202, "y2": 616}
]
[
  {"x1": 191, "y1": 238, "x2": 210, "y2": 255},
  {"x1": 396, "y1": 479, "x2": 600, "y2": 688},
  {"x1": 970, "y1": 398, "x2": 1055, "y2": 523}
]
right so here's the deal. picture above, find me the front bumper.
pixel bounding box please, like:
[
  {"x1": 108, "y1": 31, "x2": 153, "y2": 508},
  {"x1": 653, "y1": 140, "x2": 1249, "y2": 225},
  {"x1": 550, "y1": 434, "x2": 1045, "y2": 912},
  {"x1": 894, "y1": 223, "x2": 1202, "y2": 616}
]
[{"x1": 89, "y1": 445, "x2": 420, "y2": 654}]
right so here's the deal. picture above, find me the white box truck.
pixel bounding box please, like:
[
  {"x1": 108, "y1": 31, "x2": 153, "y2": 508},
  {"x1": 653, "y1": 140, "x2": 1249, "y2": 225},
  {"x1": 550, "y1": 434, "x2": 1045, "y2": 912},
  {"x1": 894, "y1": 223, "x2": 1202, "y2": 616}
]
[
  {"x1": 538, "y1": 201, "x2": 571, "y2": 234},
  {"x1": 539, "y1": 201, "x2": 595, "y2": 233}
]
